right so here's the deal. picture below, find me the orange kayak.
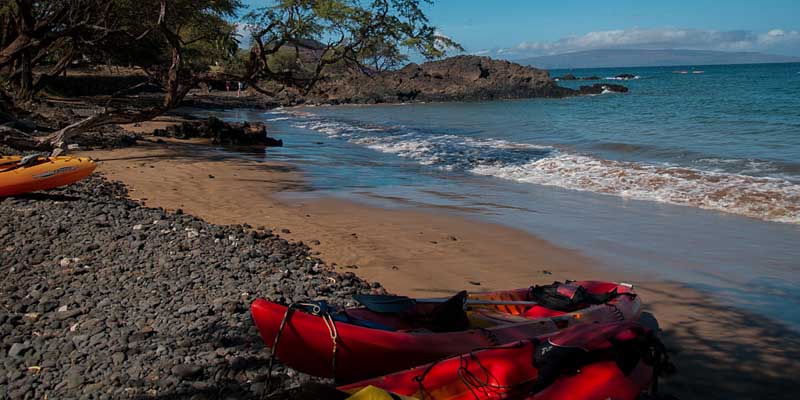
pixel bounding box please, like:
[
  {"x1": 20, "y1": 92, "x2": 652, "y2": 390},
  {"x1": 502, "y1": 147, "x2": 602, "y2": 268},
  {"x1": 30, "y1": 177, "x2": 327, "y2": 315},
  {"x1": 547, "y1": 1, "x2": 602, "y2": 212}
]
[{"x1": 0, "y1": 156, "x2": 96, "y2": 197}]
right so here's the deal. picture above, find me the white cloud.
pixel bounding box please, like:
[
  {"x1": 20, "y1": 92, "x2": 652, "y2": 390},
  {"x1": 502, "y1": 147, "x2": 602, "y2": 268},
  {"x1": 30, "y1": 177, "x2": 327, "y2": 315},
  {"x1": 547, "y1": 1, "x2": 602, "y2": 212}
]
[{"x1": 488, "y1": 27, "x2": 800, "y2": 58}]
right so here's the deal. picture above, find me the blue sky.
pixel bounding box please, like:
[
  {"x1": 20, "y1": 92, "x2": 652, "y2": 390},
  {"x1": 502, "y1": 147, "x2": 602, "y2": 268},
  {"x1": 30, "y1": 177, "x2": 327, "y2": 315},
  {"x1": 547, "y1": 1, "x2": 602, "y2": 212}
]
[{"x1": 242, "y1": 1, "x2": 800, "y2": 58}]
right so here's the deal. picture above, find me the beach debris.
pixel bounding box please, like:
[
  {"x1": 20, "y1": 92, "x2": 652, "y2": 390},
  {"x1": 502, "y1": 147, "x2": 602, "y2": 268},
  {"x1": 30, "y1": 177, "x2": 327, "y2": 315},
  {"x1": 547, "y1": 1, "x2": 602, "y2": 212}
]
[
  {"x1": 468, "y1": 281, "x2": 481, "y2": 286},
  {"x1": 542, "y1": 270, "x2": 552, "y2": 275}
]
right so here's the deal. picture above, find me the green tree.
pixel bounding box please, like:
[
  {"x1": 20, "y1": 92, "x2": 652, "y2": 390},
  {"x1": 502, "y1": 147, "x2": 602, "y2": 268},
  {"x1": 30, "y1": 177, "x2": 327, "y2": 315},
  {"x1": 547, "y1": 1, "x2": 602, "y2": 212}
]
[
  {"x1": 242, "y1": 0, "x2": 462, "y2": 93},
  {"x1": 1, "y1": 0, "x2": 459, "y2": 152}
]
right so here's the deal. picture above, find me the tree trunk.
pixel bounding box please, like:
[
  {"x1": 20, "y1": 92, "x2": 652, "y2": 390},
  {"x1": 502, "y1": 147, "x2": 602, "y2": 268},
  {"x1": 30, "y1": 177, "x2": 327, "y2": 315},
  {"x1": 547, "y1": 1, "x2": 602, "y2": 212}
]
[
  {"x1": 0, "y1": 34, "x2": 31, "y2": 70},
  {"x1": 17, "y1": 49, "x2": 33, "y2": 101},
  {"x1": 163, "y1": 47, "x2": 181, "y2": 108}
]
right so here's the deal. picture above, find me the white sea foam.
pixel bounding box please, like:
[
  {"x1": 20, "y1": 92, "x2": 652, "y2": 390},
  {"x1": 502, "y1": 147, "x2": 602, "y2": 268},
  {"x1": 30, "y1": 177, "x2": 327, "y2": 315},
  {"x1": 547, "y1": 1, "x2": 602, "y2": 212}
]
[
  {"x1": 265, "y1": 117, "x2": 290, "y2": 121},
  {"x1": 284, "y1": 112, "x2": 800, "y2": 224},
  {"x1": 472, "y1": 153, "x2": 800, "y2": 224},
  {"x1": 605, "y1": 75, "x2": 640, "y2": 80}
]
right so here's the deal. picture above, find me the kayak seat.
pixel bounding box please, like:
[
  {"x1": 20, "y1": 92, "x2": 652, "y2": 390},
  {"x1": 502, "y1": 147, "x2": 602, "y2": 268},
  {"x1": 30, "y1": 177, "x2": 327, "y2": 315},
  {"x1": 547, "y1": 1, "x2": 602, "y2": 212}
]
[{"x1": 334, "y1": 312, "x2": 396, "y2": 331}]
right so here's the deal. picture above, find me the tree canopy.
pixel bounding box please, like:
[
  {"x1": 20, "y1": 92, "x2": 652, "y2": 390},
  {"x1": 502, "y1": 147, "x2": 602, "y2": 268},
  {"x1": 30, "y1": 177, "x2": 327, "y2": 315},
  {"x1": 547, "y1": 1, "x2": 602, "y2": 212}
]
[
  {"x1": 1, "y1": 0, "x2": 459, "y2": 101},
  {"x1": 0, "y1": 0, "x2": 459, "y2": 150}
]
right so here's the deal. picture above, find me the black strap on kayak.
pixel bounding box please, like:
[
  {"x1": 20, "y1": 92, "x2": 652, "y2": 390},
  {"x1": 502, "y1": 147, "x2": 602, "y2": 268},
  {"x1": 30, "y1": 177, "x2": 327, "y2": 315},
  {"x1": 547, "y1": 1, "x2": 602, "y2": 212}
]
[
  {"x1": 529, "y1": 281, "x2": 632, "y2": 312},
  {"x1": 264, "y1": 302, "x2": 340, "y2": 396},
  {"x1": 644, "y1": 331, "x2": 674, "y2": 395},
  {"x1": 526, "y1": 326, "x2": 675, "y2": 398}
]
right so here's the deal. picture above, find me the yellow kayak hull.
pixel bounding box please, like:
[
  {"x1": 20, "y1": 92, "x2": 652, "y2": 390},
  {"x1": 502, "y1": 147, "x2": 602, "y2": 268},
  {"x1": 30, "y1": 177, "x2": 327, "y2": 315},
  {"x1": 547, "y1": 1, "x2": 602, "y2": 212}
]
[{"x1": 0, "y1": 156, "x2": 97, "y2": 197}]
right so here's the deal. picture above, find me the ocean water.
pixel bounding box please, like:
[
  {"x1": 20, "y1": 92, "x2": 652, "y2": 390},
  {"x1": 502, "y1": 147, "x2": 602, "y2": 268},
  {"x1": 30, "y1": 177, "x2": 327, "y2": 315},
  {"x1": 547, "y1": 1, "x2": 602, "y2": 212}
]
[{"x1": 212, "y1": 62, "x2": 800, "y2": 329}]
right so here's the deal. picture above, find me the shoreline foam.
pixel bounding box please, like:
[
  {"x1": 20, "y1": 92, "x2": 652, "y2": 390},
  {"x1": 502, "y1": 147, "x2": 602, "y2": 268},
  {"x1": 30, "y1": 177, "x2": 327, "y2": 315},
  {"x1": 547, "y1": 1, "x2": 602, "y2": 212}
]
[{"x1": 280, "y1": 109, "x2": 800, "y2": 224}]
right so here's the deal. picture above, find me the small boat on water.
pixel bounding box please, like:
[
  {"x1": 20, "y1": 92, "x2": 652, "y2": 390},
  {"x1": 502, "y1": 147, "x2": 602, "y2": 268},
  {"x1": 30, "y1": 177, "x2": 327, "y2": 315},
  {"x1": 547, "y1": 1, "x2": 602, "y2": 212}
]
[
  {"x1": 0, "y1": 155, "x2": 96, "y2": 197},
  {"x1": 250, "y1": 281, "x2": 640, "y2": 382},
  {"x1": 339, "y1": 321, "x2": 666, "y2": 400}
]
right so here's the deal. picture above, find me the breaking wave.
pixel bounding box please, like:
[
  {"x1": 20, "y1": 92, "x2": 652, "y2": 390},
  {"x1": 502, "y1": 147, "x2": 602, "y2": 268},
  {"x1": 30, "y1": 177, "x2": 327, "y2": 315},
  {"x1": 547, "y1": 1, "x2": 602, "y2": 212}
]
[
  {"x1": 471, "y1": 155, "x2": 800, "y2": 224},
  {"x1": 273, "y1": 110, "x2": 800, "y2": 224}
]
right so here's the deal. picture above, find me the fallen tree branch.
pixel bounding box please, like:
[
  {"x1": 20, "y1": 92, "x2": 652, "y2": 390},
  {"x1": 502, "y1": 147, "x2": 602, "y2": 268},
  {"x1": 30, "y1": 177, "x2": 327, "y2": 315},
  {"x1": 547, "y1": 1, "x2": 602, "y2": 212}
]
[{"x1": 0, "y1": 124, "x2": 48, "y2": 151}]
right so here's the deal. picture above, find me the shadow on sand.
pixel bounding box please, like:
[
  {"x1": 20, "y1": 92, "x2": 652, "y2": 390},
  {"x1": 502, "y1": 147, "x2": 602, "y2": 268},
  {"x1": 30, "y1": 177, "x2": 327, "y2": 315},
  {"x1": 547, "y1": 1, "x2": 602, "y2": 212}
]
[{"x1": 641, "y1": 281, "x2": 800, "y2": 400}]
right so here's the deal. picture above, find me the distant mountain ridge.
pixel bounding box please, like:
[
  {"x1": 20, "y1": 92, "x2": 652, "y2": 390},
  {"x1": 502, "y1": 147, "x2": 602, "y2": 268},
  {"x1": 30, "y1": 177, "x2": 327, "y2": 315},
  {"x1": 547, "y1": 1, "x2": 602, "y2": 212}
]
[{"x1": 516, "y1": 49, "x2": 800, "y2": 69}]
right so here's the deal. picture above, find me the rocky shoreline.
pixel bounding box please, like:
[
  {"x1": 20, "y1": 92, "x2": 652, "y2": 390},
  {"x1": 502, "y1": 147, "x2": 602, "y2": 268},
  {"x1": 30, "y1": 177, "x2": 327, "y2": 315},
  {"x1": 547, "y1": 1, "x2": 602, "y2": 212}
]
[
  {"x1": 0, "y1": 175, "x2": 385, "y2": 399},
  {"x1": 284, "y1": 56, "x2": 628, "y2": 105}
]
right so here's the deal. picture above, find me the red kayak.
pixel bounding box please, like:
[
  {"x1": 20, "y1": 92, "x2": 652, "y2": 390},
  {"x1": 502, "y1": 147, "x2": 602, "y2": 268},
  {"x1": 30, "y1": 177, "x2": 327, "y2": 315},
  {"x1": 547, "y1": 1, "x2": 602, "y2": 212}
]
[
  {"x1": 250, "y1": 281, "x2": 640, "y2": 382},
  {"x1": 338, "y1": 321, "x2": 664, "y2": 400}
]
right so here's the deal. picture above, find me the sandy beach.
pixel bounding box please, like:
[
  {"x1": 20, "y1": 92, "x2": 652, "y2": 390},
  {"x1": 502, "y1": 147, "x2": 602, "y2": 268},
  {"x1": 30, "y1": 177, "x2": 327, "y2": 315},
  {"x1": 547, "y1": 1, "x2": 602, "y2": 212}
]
[
  {"x1": 79, "y1": 128, "x2": 800, "y2": 400},
  {"x1": 4, "y1": 2, "x2": 799, "y2": 398}
]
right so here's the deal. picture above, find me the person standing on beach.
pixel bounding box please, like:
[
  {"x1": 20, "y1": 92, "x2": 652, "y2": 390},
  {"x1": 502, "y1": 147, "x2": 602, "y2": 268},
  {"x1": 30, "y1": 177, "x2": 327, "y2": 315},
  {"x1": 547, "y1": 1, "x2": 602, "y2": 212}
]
[
  {"x1": 225, "y1": 81, "x2": 230, "y2": 92},
  {"x1": 237, "y1": 81, "x2": 243, "y2": 97}
]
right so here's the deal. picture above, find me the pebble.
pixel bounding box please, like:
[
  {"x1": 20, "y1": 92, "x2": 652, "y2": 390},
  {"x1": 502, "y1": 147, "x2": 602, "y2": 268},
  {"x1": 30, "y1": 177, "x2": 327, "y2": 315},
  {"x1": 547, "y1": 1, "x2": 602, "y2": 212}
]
[
  {"x1": 177, "y1": 305, "x2": 198, "y2": 315},
  {"x1": 8, "y1": 342, "x2": 31, "y2": 357},
  {"x1": 172, "y1": 364, "x2": 202, "y2": 379},
  {"x1": 0, "y1": 176, "x2": 385, "y2": 398}
]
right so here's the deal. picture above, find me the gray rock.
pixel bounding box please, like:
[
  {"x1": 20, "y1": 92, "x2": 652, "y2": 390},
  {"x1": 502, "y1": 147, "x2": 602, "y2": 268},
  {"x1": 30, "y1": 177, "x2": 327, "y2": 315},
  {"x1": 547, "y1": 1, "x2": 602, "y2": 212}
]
[
  {"x1": 177, "y1": 305, "x2": 198, "y2": 315},
  {"x1": 8, "y1": 342, "x2": 31, "y2": 358},
  {"x1": 171, "y1": 364, "x2": 202, "y2": 379},
  {"x1": 111, "y1": 352, "x2": 126, "y2": 365}
]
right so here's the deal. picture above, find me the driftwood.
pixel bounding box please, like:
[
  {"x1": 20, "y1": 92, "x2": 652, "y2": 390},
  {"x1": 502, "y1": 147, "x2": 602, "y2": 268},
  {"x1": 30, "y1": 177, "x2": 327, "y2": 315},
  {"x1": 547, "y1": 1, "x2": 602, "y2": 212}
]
[
  {"x1": 1, "y1": 114, "x2": 102, "y2": 155},
  {"x1": 0, "y1": 125, "x2": 48, "y2": 151}
]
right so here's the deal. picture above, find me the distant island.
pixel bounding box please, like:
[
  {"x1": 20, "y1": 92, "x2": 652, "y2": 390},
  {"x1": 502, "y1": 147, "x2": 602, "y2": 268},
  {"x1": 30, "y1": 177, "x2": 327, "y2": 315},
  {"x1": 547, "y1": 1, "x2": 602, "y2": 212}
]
[{"x1": 516, "y1": 49, "x2": 800, "y2": 69}]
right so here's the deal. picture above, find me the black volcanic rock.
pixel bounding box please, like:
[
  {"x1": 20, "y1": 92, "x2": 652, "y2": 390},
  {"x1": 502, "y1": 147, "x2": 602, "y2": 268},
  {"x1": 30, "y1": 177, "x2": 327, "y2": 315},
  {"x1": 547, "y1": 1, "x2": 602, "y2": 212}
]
[
  {"x1": 578, "y1": 84, "x2": 629, "y2": 95},
  {"x1": 615, "y1": 73, "x2": 637, "y2": 80},
  {"x1": 153, "y1": 117, "x2": 283, "y2": 146},
  {"x1": 556, "y1": 74, "x2": 601, "y2": 81},
  {"x1": 296, "y1": 56, "x2": 578, "y2": 104},
  {"x1": 0, "y1": 176, "x2": 384, "y2": 398}
]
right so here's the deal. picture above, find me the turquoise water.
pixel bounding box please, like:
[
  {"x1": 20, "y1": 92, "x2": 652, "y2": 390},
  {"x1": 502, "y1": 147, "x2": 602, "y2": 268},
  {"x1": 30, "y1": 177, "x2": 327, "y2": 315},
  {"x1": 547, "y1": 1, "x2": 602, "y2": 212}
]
[{"x1": 214, "y1": 62, "x2": 800, "y2": 329}]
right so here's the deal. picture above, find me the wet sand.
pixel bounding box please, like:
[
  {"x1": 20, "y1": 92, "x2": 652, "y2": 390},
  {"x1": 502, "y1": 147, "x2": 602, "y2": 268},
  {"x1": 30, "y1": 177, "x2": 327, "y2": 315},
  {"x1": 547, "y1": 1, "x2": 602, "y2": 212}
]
[{"x1": 79, "y1": 134, "x2": 800, "y2": 399}]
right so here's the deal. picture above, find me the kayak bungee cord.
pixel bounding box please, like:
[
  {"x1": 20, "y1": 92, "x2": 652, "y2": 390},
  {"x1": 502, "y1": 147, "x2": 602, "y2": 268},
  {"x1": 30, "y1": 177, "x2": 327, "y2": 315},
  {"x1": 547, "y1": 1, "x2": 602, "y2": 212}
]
[
  {"x1": 458, "y1": 351, "x2": 514, "y2": 400},
  {"x1": 264, "y1": 302, "x2": 339, "y2": 397},
  {"x1": 413, "y1": 342, "x2": 527, "y2": 400},
  {"x1": 321, "y1": 312, "x2": 340, "y2": 382}
]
